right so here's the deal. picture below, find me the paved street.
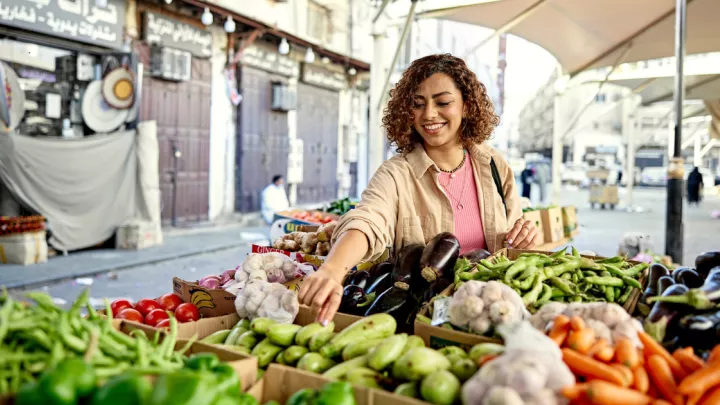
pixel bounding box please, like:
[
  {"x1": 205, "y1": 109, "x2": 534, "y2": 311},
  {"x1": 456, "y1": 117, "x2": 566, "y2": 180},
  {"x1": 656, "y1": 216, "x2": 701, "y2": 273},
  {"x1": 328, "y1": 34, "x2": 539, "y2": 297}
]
[{"x1": 4, "y1": 186, "x2": 720, "y2": 307}]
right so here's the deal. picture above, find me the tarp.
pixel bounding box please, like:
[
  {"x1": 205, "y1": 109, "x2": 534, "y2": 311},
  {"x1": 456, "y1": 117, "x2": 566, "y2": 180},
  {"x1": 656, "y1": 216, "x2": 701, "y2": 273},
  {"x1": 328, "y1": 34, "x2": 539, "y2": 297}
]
[
  {"x1": 417, "y1": 0, "x2": 720, "y2": 75},
  {"x1": 0, "y1": 131, "x2": 138, "y2": 251},
  {"x1": 706, "y1": 100, "x2": 720, "y2": 140}
]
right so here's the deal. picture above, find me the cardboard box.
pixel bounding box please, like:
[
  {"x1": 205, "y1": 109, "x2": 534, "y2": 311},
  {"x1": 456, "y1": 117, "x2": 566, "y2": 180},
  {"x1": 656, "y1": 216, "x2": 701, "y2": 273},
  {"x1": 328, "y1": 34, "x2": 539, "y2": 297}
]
[
  {"x1": 173, "y1": 277, "x2": 238, "y2": 317},
  {"x1": 540, "y1": 207, "x2": 564, "y2": 243},
  {"x1": 0, "y1": 231, "x2": 48, "y2": 265},
  {"x1": 111, "y1": 311, "x2": 240, "y2": 340},
  {"x1": 116, "y1": 221, "x2": 163, "y2": 250},
  {"x1": 249, "y1": 364, "x2": 427, "y2": 405},
  {"x1": 521, "y1": 210, "x2": 544, "y2": 244},
  {"x1": 491, "y1": 248, "x2": 648, "y2": 314},
  {"x1": 294, "y1": 304, "x2": 363, "y2": 330},
  {"x1": 562, "y1": 206, "x2": 579, "y2": 237}
]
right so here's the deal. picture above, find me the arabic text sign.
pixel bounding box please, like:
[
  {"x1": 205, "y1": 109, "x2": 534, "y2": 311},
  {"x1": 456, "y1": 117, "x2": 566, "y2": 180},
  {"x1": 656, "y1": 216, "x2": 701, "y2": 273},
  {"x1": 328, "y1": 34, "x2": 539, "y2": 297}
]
[
  {"x1": 0, "y1": 0, "x2": 125, "y2": 49},
  {"x1": 143, "y1": 11, "x2": 212, "y2": 58}
]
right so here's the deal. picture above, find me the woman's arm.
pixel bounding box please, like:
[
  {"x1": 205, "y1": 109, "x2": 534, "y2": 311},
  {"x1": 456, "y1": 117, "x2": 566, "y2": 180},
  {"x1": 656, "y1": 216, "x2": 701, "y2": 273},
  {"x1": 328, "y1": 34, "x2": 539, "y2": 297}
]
[{"x1": 298, "y1": 230, "x2": 369, "y2": 324}]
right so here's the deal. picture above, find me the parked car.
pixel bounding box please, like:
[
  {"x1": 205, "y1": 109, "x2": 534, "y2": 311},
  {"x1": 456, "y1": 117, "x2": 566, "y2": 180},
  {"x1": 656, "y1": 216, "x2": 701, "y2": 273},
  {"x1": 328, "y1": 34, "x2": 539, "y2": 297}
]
[
  {"x1": 561, "y1": 163, "x2": 588, "y2": 186},
  {"x1": 640, "y1": 167, "x2": 667, "y2": 187}
]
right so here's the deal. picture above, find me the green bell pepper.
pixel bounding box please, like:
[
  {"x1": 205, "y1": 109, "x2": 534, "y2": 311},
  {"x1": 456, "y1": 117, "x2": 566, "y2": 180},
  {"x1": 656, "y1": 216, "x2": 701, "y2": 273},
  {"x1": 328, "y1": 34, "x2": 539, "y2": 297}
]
[
  {"x1": 285, "y1": 388, "x2": 316, "y2": 405},
  {"x1": 184, "y1": 353, "x2": 221, "y2": 372},
  {"x1": 147, "y1": 370, "x2": 215, "y2": 405},
  {"x1": 314, "y1": 382, "x2": 356, "y2": 405},
  {"x1": 16, "y1": 358, "x2": 97, "y2": 405},
  {"x1": 90, "y1": 372, "x2": 152, "y2": 405}
]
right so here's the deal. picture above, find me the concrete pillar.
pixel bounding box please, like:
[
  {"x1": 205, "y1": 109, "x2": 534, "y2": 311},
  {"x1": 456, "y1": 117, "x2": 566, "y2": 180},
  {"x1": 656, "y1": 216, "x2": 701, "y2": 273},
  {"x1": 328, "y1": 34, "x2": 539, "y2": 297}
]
[
  {"x1": 625, "y1": 114, "x2": 637, "y2": 209},
  {"x1": 368, "y1": 22, "x2": 389, "y2": 183},
  {"x1": 551, "y1": 93, "x2": 564, "y2": 204}
]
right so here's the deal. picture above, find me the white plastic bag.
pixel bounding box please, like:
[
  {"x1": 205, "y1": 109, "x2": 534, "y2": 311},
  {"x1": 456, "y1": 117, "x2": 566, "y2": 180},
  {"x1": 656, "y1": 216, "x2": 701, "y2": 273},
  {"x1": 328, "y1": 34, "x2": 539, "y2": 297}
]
[{"x1": 461, "y1": 321, "x2": 573, "y2": 405}]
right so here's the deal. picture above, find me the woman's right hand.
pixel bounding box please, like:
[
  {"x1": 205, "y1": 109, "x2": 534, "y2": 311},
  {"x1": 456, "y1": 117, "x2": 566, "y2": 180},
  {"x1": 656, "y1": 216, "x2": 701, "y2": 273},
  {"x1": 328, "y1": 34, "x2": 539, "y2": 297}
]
[{"x1": 298, "y1": 264, "x2": 345, "y2": 325}]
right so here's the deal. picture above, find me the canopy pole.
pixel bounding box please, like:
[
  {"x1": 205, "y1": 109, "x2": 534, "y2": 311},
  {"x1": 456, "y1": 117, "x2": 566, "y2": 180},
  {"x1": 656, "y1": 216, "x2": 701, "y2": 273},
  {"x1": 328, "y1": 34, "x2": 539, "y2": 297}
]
[
  {"x1": 625, "y1": 112, "x2": 637, "y2": 211},
  {"x1": 462, "y1": 0, "x2": 549, "y2": 59},
  {"x1": 699, "y1": 139, "x2": 717, "y2": 158},
  {"x1": 372, "y1": 0, "x2": 391, "y2": 23},
  {"x1": 376, "y1": 0, "x2": 418, "y2": 113},
  {"x1": 666, "y1": 0, "x2": 687, "y2": 264}
]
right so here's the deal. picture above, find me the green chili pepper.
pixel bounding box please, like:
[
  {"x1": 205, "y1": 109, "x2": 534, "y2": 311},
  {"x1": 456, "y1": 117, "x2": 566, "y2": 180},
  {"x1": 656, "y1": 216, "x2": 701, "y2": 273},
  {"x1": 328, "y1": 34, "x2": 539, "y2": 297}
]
[{"x1": 585, "y1": 276, "x2": 624, "y2": 287}]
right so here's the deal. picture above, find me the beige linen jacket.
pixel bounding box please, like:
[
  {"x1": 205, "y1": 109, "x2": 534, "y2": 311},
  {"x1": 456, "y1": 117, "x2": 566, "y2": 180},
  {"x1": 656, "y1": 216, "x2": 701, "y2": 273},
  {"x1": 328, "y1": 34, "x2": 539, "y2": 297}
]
[{"x1": 332, "y1": 142, "x2": 522, "y2": 261}]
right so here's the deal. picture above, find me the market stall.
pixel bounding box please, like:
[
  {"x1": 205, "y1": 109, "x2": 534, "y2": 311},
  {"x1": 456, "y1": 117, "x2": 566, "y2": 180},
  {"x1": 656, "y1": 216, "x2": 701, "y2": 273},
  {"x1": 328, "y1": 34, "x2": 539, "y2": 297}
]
[{"x1": 3, "y1": 224, "x2": 720, "y2": 405}]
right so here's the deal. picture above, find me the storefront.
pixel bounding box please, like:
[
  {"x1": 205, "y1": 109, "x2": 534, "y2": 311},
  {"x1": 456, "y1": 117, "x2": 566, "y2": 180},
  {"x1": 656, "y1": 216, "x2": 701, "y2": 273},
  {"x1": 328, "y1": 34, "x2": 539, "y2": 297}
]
[
  {"x1": 295, "y1": 63, "x2": 345, "y2": 204},
  {"x1": 132, "y1": 6, "x2": 213, "y2": 225},
  {"x1": 0, "y1": 0, "x2": 132, "y2": 138},
  {"x1": 234, "y1": 42, "x2": 297, "y2": 213}
]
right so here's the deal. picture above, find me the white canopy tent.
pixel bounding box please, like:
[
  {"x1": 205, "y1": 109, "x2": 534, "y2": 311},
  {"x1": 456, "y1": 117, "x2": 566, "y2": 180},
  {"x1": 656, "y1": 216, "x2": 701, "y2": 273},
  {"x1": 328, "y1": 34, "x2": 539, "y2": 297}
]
[{"x1": 373, "y1": 0, "x2": 720, "y2": 262}]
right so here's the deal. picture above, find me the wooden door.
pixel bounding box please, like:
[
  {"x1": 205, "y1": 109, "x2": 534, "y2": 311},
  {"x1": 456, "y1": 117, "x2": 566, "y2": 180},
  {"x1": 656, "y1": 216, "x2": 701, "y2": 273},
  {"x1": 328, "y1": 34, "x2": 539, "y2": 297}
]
[
  {"x1": 296, "y1": 83, "x2": 339, "y2": 204},
  {"x1": 136, "y1": 42, "x2": 211, "y2": 225},
  {"x1": 235, "y1": 66, "x2": 290, "y2": 212}
]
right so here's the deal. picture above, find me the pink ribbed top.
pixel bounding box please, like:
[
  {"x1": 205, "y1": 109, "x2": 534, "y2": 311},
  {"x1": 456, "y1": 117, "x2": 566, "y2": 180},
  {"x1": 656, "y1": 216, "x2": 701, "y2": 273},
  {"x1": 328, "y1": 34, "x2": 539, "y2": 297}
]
[{"x1": 438, "y1": 155, "x2": 486, "y2": 254}]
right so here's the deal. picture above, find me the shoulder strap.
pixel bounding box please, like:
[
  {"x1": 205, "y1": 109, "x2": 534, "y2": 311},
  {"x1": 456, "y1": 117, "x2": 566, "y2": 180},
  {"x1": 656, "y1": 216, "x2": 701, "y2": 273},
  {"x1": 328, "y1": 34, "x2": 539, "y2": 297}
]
[{"x1": 490, "y1": 158, "x2": 507, "y2": 217}]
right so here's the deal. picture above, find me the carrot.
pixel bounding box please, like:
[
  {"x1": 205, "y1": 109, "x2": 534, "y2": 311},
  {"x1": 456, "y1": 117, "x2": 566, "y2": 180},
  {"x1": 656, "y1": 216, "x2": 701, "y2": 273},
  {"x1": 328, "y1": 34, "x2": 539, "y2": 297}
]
[
  {"x1": 688, "y1": 390, "x2": 705, "y2": 405},
  {"x1": 595, "y1": 346, "x2": 615, "y2": 363},
  {"x1": 477, "y1": 354, "x2": 498, "y2": 366},
  {"x1": 638, "y1": 331, "x2": 688, "y2": 381},
  {"x1": 616, "y1": 338, "x2": 641, "y2": 369},
  {"x1": 549, "y1": 315, "x2": 572, "y2": 346},
  {"x1": 698, "y1": 385, "x2": 720, "y2": 405},
  {"x1": 561, "y1": 384, "x2": 588, "y2": 400},
  {"x1": 611, "y1": 363, "x2": 634, "y2": 387},
  {"x1": 587, "y1": 338, "x2": 610, "y2": 357},
  {"x1": 570, "y1": 316, "x2": 586, "y2": 331},
  {"x1": 646, "y1": 355, "x2": 684, "y2": 405},
  {"x1": 673, "y1": 347, "x2": 705, "y2": 373},
  {"x1": 632, "y1": 366, "x2": 650, "y2": 393},
  {"x1": 585, "y1": 380, "x2": 653, "y2": 405},
  {"x1": 651, "y1": 400, "x2": 673, "y2": 405},
  {"x1": 568, "y1": 328, "x2": 596, "y2": 354},
  {"x1": 708, "y1": 345, "x2": 720, "y2": 364},
  {"x1": 647, "y1": 381, "x2": 660, "y2": 398},
  {"x1": 678, "y1": 363, "x2": 720, "y2": 395},
  {"x1": 562, "y1": 348, "x2": 627, "y2": 386}
]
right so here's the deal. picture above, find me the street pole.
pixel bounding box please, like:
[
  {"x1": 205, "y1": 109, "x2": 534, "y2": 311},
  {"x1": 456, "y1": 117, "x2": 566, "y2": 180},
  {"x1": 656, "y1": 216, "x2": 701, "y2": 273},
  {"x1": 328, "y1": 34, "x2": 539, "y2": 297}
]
[
  {"x1": 666, "y1": 0, "x2": 687, "y2": 263},
  {"x1": 368, "y1": 20, "x2": 388, "y2": 181},
  {"x1": 626, "y1": 113, "x2": 636, "y2": 210}
]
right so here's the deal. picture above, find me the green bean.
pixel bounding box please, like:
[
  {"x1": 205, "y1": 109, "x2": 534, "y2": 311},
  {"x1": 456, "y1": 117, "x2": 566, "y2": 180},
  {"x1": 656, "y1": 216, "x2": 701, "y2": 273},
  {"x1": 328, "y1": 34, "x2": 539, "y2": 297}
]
[
  {"x1": 618, "y1": 286, "x2": 633, "y2": 304},
  {"x1": 570, "y1": 296, "x2": 582, "y2": 303},
  {"x1": 25, "y1": 292, "x2": 59, "y2": 313},
  {"x1": 605, "y1": 285, "x2": 616, "y2": 302},
  {"x1": 522, "y1": 274, "x2": 545, "y2": 306},
  {"x1": 70, "y1": 288, "x2": 89, "y2": 316},
  {"x1": 561, "y1": 272, "x2": 572, "y2": 280},
  {"x1": 551, "y1": 248, "x2": 566, "y2": 258},
  {"x1": 0, "y1": 376, "x2": 8, "y2": 395},
  {"x1": 536, "y1": 284, "x2": 553, "y2": 306},
  {"x1": 621, "y1": 275, "x2": 642, "y2": 289},
  {"x1": 585, "y1": 276, "x2": 624, "y2": 287},
  {"x1": 571, "y1": 246, "x2": 580, "y2": 257},
  {"x1": 0, "y1": 294, "x2": 14, "y2": 342},
  {"x1": 572, "y1": 272, "x2": 579, "y2": 284},
  {"x1": 624, "y1": 262, "x2": 649, "y2": 277},
  {"x1": 513, "y1": 272, "x2": 536, "y2": 290},
  {"x1": 549, "y1": 277, "x2": 574, "y2": 295}
]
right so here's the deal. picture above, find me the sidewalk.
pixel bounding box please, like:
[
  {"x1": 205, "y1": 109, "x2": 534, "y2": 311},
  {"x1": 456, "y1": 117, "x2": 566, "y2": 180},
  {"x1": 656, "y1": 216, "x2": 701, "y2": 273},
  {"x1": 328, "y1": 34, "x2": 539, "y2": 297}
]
[{"x1": 1, "y1": 223, "x2": 270, "y2": 289}]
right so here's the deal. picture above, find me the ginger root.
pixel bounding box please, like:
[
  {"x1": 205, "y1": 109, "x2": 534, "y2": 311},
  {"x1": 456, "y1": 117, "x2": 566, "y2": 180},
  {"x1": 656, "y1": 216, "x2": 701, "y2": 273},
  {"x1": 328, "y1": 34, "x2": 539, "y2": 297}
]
[
  {"x1": 315, "y1": 241, "x2": 331, "y2": 256},
  {"x1": 300, "y1": 232, "x2": 319, "y2": 253}
]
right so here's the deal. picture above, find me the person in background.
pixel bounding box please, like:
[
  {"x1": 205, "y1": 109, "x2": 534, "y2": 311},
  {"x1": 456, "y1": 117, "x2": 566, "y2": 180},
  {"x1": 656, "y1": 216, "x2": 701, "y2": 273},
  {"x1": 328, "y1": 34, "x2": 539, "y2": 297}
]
[
  {"x1": 535, "y1": 163, "x2": 549, "y2": 203},
  {"x1": 261, "y1": 175, "x2": 290, "y2": 225},
  {"x1": 687, "y1": 167, "x2": 704, "y2": 206},
  {"x1": 521, "y1": 165, "x2": 534, "y2": 199},
  {"x1": 298, "y1": 54, "x2": 539, "y2": 324}
]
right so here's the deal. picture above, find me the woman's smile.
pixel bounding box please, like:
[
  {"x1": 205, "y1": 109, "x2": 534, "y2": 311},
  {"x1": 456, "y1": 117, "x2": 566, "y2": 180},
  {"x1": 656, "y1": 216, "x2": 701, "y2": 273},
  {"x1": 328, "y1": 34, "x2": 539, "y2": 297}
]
[{"x1": 422, "y1": 122, "x2": 447, "y2": 134}]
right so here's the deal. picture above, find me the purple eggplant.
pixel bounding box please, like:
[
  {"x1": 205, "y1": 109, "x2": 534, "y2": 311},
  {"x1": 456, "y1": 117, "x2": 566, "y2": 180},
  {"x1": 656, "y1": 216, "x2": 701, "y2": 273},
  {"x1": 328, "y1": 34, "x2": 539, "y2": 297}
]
[
  {"x1": 649, "y1": 267, "x2": 720, "y2": 310},
  {"x1": 672, "y1": 268, "x2": 703, "y2": 288},
  {"x1": 392, "y1": 244, "x2": 423, "y2": 291},
  {"x1": 696, "y1": 251, "x2": 720, "y2": 279},
  {"x1": 366, "y1": 272, "x2": 392, "y2": 296},
  {"x1": 364, "y1": 286, "x2": 414, "y2": 331},
  {"x1": 344, "y1": 270, "x2": 371, "y2": 289},
  {"x1": 644, "y1": 283, "x2": 690, "y2": 342},
  {"x1": 657, "y1": 276, "x2": 676, "y2": 296},
  {"x1": 461, "y1": 248, "x2": 492, "y2": 262},
  {"x1": 340, "y1": 285, "x2": 367, "y2": 315},
  {"x1": 370, "y1": 262, "x2": 394, "y2": 281},
  {"x1": 419, "y1": 232, "x2": 460, "y2": 282},
  {"x1": 677, "y1": 310, "x2": 720, "y2": 351},
  {"x1": 638, "y1": 264, "x2": 673, "y2": 315}
]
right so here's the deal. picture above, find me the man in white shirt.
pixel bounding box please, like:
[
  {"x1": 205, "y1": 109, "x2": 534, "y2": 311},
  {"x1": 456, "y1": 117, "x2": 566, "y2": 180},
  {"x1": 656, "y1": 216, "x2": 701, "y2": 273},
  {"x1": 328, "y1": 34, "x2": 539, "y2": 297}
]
[{"x1": 261, "y1": 175, "x2": 290, "y2": 224}]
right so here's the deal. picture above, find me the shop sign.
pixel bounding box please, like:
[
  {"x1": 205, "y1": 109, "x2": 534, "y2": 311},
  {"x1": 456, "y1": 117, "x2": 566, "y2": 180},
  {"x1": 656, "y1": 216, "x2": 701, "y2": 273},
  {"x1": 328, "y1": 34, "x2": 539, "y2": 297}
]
[
  {"x1": 0, "y1": 0, "x2": 125, "y2": 49},
  {"x1": 241, "y1": 45, "x2": 299, "y2": 78},
  {"x1": 143, "y1": 11, "x2": 212, "y2": 58},
  {"x1": 302, "y1": 63, "x2": 345, "y2": 91}
]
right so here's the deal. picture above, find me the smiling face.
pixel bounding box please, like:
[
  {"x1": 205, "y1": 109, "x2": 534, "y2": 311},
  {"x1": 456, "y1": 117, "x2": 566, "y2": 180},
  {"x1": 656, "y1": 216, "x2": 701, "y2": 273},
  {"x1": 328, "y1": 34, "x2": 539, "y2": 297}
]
[{"x1": 412, "y1": 73, "x2": 465, "y2": 150}]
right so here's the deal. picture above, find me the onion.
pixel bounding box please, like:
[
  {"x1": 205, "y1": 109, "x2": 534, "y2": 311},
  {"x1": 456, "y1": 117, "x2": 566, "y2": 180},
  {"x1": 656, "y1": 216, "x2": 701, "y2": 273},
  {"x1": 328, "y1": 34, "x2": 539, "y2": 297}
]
[
  {"x1": 199, "y1": 275, "x2": 221, "y2": 289},
  {"x1": 220, "y1": 269, "x2": 236, "y2": 285}
]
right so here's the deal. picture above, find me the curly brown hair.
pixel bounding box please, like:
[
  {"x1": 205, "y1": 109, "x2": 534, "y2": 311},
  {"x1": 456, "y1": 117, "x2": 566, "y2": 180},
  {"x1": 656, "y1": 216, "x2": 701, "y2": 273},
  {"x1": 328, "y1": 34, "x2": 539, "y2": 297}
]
[{"x1": 381, "y1": 54, "x2": 499, "y2": 155}]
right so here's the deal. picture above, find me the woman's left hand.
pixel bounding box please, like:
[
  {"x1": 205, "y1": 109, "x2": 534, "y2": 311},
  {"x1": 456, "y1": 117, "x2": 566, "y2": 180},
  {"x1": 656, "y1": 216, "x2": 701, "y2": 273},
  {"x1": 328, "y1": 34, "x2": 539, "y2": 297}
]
[{"x1": 505, "y1": 218, "x2": 540, "y2": 249}]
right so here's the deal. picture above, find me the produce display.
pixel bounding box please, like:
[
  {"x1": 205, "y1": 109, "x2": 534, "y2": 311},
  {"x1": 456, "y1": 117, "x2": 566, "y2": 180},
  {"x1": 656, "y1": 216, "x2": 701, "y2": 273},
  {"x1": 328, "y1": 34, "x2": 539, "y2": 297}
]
[
  {"x1": 322, "y1": 198, "x2": 357, "y2": 216},
  {"x1": 272, "y1": 221, "x2": 337, "y2": 256},
  {"x1": 283, "y1": 381, "x2": 357, "y2": 405},
  {"x1": 642, "y1": 251, "x2": 720, "y2": 354},
  {"x1": 285, "y1": 211, "x2": 336, "y2": 224},
  {"x1": 110, "y1": 294, "x2": 199, "y2": 326},
  {"x1": 15, "y1": 352, "x2": 258, "y2": 405},
  {"x1": 454, "y1": 247, "x2": 648, "y2": 308},
  {"x1": 234, "y1": 280, "x2": 300, "y2": 324},
  {"x1": 0, "y1": 289, "x2": 187, "y2": 396}
]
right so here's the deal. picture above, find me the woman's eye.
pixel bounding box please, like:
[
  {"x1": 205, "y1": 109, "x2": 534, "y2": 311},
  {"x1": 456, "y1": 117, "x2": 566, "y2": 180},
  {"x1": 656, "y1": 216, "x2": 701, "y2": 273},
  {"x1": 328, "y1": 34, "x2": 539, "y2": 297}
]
[
  {"x1": 413, "y1": 103, "x2": 425, "y2": 109},
  {"x1": 437, "y1": 102, "x2": 451, "y2": 107}
]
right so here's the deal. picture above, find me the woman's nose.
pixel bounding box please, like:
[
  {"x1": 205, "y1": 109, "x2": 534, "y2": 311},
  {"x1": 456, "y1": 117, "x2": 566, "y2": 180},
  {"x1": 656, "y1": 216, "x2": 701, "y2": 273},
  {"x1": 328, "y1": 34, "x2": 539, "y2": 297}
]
[{"x1": 423, "y1": 104, "x2": 438, "y2": 120}]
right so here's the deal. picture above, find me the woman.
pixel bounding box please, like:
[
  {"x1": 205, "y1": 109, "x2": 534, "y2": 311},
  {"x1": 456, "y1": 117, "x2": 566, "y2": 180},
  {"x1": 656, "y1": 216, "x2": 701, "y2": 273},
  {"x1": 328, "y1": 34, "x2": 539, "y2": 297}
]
[
  {"x1": 687, "y1": 167, "x2": 704, "y2": 205},
  {"x1": 299, "y1": 54, "x2": 540, "y2": 324}
]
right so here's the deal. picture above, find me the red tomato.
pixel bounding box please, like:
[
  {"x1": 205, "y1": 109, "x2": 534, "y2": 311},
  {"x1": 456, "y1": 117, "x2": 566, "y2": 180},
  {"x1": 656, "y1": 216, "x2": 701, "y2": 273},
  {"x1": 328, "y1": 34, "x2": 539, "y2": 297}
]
[
  {"x1": 116, "y1": 308, "x2": 144, "y2": 323},
  {"x1": 158, "y1": 293, "x2": 183, "y2": 312},
  {"x1": 145, "y1": 309, "x2": 170, "y2": 327},
  {"x1": 155, "y1": 318, "x2": 170, "y2": 329},
  {"x1": 175, "y1": 303, "x2": 199, "y2": 323},
  {"x1": 135, "y1": 298, "x2": 162, "y2": 316},
  {"x1": 110, "y1": 299, "x2": 133, "y2": 317}
]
